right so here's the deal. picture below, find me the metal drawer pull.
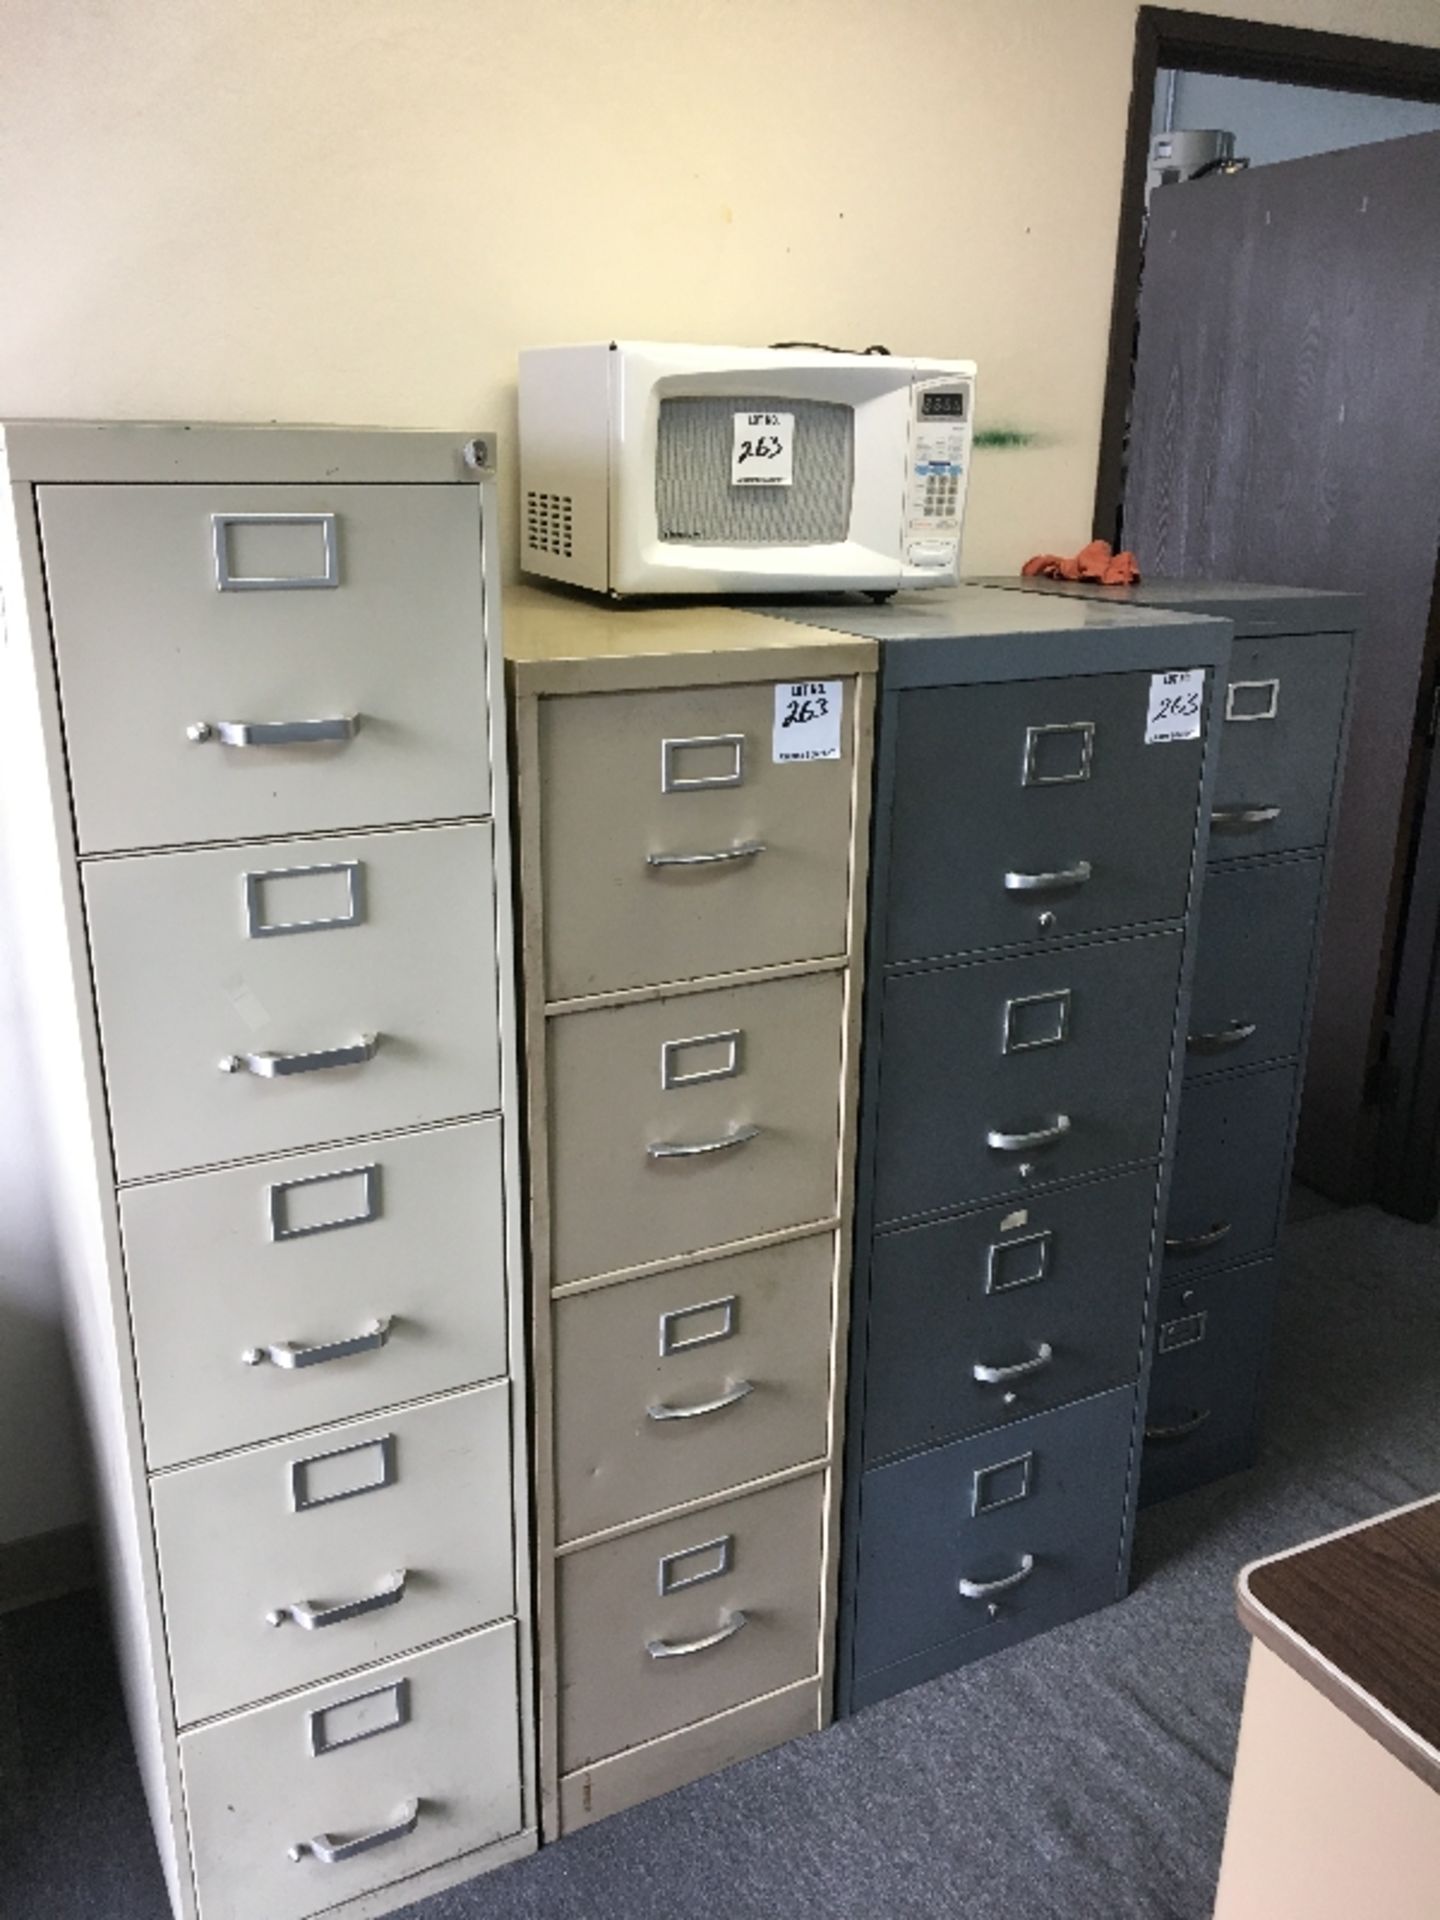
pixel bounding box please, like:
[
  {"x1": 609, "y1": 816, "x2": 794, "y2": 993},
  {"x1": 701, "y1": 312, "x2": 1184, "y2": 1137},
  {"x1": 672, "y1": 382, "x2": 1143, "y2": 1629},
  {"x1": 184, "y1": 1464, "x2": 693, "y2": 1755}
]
[
  {"x1": 646, "y1": 1610, "x2": 748, "y2": 1659},
  {"x1": 267, "y1": 1568, "x2": 407, "y2": 1630},
  {"x1": 1164, "y1": 1221, "x2": 1233, "y2": 1254},
  {"x1": 987, "y1": 1115, "x2": 1071, "y2": 1154},
  {"x1": 1188, "y1": 1020, "x2": 1258, "y2": 1054},
  {"x1": 219, "y1": 1033, "x2": 378, "y2": 1077},
  {"x1": 646, "y1": 1380, "x2": 753, "y2": 1421},
  {"x1": 646, "y1": 842, "x2": 767, "y2": 869},
  {"x1": 1004, "y1": 861, "x2": 1093, "y2": 894},
  {"x1": 648, "y1": 1124, "x2": 762, "y2": 1161},
  {"x1": 1146, "y1": 1409, "x2": 1212, "y2": 1443},
  {"x1": 242, "y1": 1316, "x2": 393, "y2": 1370},
  {"x1": 973, "y1": 1343, "x2": 1054, "y2": 1386},
  {"x1": 288, "y1": 1799, "x2": 420, "y2": 1866},
  {"x1": 187, "y1": 715, "x2": 359, "y2": 747},
  {"x1": 1211, "y1": 804, "x2": 1281, "y2": 831},
  {"x1": 958, "y1": 1554, "x2": 1035, "y2": 1601}
]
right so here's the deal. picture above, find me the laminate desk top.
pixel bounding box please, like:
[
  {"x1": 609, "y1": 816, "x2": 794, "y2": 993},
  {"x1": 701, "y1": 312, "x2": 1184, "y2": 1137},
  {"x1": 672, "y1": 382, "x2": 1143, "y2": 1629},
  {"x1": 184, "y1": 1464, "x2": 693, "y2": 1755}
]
[
  {"x1": 1237, "y1": 1492, "x2": 1440, "y2": 1794},
  {"x1": 506, "y1": 584, "x2": 876, "y2": 694}
]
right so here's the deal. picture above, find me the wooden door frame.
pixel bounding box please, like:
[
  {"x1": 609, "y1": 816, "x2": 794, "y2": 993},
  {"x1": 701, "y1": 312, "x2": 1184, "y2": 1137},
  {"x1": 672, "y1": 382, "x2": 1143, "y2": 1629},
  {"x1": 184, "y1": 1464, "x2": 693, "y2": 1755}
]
[{"x1": 1093, "y1": 7, "x2": 1440, "y2": 548}]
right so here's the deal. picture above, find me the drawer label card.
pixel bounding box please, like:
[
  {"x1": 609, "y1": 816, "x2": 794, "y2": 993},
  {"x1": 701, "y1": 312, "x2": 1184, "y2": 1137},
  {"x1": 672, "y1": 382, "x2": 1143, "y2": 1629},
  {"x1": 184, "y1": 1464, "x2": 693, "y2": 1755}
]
[
  {"x1": 773, "y1": 681, "x2": 842, "y2": 763},
  {"x1": 658, "y1": 1534, "x2": 734, "y2": 1595},
  {"x1": 732, "y1": 411, "x2": 794, "y2": 487},
  {"x1": 267, "y1": 1163, "x2": 381, "y2": 1241},
  {"x1": 308, "y1": 1678, "x2": 410, "y2": 1756},
  {"x1": 289, "y1": 1434, "x2": 396, "y2": 1512},
  {"x1": 1145, "y1": 669, "x2": 1205, "y2": 744}
]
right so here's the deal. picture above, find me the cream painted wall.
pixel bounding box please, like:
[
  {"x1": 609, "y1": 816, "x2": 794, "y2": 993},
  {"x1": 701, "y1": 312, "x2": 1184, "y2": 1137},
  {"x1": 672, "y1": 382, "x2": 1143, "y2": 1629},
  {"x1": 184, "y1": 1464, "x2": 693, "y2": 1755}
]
[{"x1": 2, "y1": 0, "x2": 1440, "y2": 1545}]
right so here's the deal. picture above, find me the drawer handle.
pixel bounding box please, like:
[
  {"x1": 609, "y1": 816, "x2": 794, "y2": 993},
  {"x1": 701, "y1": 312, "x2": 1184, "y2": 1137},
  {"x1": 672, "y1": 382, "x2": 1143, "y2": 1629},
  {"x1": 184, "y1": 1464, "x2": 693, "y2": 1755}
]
[
  {"x1": 647, "y1": 1124, "x2": 762, "y2": 1161},
  {"x1": 987, "y1": 1115, "x2": 1071, "y2": 1154},
  {"x1": 646, "y1": 842, "x2": 767, "y2": 869},
  {"x1": 288, "y1": 1798, "x2": 420, "y2": 1866},
  {"x1": 646, "y1": 1609, "x2": 749, "y2": 1660},
  {"x1": 1004, "y1": 861, "x2": 1093, "y2": 894},
  {"x1": 1187, "y1": 1020, "x2": 1258, "y2": 1054},
  {"x1": 219, "y1": 1033, "x2": 379, "y2": 1078},
  {"x1": 646, "y1": 1379, "x2": 754, "y2": 1421},
  {"x1": 187, "y1": 715, "x2": 359, "y2": 748},
  {"x1": 972, "y1": 1342, "x2": 1054, "y2": 1386},
  {"x1": 958, "y1": 1554, "x2": 1035, "y2": 1601},
  {"x1": 1211, "y1": 804, "x2": 1281, "y2": 832},
  {"x1": 242, "y1": 1316, "x2": 394, "y2": 1370},
  {"x1": 1146, "y1": 1408, "x2": 1212, "y2": 1443},
  {"x1": 1164, "y1": 1221, "x2": 1232, "y2": 1255},
  {"x1": 266, "y1": 1568, "x2": 407, "y2": 1630}
]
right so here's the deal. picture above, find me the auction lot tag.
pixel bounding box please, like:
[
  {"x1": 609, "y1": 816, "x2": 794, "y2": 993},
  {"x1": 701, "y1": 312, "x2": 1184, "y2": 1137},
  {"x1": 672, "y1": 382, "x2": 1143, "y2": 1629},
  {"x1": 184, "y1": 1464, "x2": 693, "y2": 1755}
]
[
  {"x1": 774, "y1": 681, "x2": 842, "y2": 762},
  {"x1": 1146, "y1": 669, "x2": 1205, "y2": 743},
  {"x1": 732, "y1": 411, "x2": 795, "y2": 486}
]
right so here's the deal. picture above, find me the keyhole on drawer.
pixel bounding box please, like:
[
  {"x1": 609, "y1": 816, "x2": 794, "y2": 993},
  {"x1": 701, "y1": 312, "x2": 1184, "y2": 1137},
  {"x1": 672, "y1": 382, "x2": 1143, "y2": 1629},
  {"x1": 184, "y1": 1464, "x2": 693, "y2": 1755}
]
[
  {"x1": 987, "y1": 1602, "x2": 1000, "y2": 1620},
  {"x1": 1018, "y1": 1162, "x2": 1034, "y2": 1180},
  {"x1": 1037, "y1": 910, "x2": 1058, "y2": 932},
  {"x1": 1003, "y1": 1391, "x2": 1018, "y2": 1407}
]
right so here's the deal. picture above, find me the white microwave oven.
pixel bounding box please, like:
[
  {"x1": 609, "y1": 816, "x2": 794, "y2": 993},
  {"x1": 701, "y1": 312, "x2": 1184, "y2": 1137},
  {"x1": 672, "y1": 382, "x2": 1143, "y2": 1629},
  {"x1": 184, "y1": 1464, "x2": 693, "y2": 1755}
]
[{"x1": 518, "y1": 340, "x2": 977, "y2": 596}]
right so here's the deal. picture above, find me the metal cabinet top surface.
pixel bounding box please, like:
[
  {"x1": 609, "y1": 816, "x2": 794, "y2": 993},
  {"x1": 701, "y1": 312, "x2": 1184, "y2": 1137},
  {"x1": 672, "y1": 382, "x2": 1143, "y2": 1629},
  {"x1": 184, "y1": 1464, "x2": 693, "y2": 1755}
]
[
  {"x1": 970, "y1": 575, "x2": 1362, "y2": 639},
  {"x1": 759, "y1": 585, "x2": 1230, "y2": 687},
  {"x1": 0, "y1": 418, "x2": 495, "y2": 484},
  {"x1": 506, "y1": 584, "x2": 876, "y2": 694}
]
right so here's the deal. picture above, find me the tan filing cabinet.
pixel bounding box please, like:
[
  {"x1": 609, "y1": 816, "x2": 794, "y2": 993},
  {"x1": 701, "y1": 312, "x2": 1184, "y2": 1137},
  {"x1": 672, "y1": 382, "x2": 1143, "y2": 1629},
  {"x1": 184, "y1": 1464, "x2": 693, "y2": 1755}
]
[
  {"x1": 507, "y1": 587, "x2": 875, "y2": 1837},
  {"x1": 0, "y1": 424, "x2": 535, "y2": 1920}
]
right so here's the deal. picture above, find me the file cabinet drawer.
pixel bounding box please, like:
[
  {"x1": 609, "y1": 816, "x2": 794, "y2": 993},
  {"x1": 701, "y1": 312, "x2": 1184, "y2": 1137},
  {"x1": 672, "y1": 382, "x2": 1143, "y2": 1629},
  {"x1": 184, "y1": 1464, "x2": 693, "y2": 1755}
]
[
  {"x1": 884, "y1": 671, "x2": 1208, "y2": 962},
  {"x1": 553, "y1": 1234, "x2": 834, "y2": 1544},
  {"x1": 851, "y1": 1386, "x2": 1134, "y2": 1681},
  {"x1": 39, "y1": 482, "x2": 492, "y2": 855},
  {"x1": 181, "y1": 1622, "x2": 523, "y2": 1920},
  {"x1": 538, "y1": 680, "x2": 856, "y2": 999},
  {"x1": 1142, "y1": 1260, "x2": 1277, "y2": 1504},
  {"x1": 864, "y1": 1168, "x2": 1156, "y2": 1461},
  {"x1": 1185, "y1": 858, "x2": 1323, "y2": 1078},
  {"x1": 86, "y1": 821, "x2": 501, "y2": 1181},
  {"x1": 1164, "y1": 1066, "x2": 1297, "y2": 1276},
  {"x1": 557, "y1": 1472, "x2": 824, "y2": 1770},
  {"x1": 546, "y1": 970, "x2": 845, "y2": 1284},
  {"x1": 1209, "y1": 632, "x2": 1350, "y2": 858},
  {"x1": 125, "y1": 1120, "x2": 510, "y2": 1470},
  {"x1": 153, "y1": 1387, "x2": 514, "y2": 1726},
  {"x1": 873, "y1": 931, "x2": 1182, "y2": 1224}
]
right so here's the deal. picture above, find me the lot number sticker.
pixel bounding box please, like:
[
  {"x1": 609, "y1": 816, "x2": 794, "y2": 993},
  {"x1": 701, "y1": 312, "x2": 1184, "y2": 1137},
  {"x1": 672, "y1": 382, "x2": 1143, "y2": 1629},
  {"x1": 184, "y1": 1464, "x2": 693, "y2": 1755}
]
[
  {"x1": 732, "y1": 411, "x2": 795, "y2": 487},
  {"x1": 774, "y1": 681, "x2": 842, "y2": 762},
  {"x1": 1146, "y1": 669, "x2": 1205, "y2": 744}
]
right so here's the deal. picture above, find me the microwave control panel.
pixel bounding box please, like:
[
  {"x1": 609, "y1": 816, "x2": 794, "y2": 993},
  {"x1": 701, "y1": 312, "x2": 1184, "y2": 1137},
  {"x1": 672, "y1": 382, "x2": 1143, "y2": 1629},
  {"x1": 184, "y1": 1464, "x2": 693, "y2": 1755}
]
[{"x1": 903, "y1": 381, "x2": 973, "y2": 571}]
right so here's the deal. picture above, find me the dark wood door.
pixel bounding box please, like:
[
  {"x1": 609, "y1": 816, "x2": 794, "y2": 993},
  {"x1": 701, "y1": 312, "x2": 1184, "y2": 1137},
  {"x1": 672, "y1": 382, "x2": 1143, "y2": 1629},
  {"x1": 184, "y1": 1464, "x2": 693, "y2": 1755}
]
[{"x1": 1122, "y1": 131, "x2": 1440, "y2": 1201}]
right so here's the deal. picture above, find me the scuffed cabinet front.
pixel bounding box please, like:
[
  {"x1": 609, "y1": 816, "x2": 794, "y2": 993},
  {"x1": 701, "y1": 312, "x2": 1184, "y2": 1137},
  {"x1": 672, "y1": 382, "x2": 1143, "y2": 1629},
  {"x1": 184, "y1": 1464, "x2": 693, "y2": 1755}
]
[{"x1": 0, "y1": 424, "x2": 535, "y2": 1920}]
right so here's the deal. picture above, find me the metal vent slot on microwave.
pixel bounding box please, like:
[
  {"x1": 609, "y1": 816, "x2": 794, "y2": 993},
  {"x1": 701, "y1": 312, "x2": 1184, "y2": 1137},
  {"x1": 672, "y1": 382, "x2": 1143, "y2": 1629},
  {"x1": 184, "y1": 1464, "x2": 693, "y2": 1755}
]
[
  {"x1": 655, "y1": 396, "x2": 854, "y2": 547},
  {"x1": 526, "y1": 490, "x2": 574, "y2": 559}
]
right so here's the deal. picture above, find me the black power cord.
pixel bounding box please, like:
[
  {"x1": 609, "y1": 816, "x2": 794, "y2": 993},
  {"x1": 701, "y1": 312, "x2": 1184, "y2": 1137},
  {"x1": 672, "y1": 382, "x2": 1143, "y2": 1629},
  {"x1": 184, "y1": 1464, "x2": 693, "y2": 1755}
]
[{"x1": 767, "y1": 341, "x2": 892, "y2": 355}]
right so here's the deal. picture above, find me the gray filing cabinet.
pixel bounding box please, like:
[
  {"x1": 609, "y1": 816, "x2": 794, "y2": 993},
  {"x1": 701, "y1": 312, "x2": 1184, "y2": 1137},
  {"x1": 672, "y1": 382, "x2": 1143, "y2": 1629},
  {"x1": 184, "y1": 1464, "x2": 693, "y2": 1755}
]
[
  {"x1": 980, "y1": 580, "x2": 1359, "y2": 1503},
  {"x1": 761, "y1": 589, "x2": 1231, "y2": 1713}
]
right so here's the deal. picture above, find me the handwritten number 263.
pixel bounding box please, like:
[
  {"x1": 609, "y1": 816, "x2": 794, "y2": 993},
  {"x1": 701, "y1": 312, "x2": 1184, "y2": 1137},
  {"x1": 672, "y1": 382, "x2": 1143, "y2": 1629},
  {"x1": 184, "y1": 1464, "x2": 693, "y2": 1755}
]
[
  {"x1": 738, "y1": 435, "x2": 784, "y2": 465},
  {"x1": 783, "y1": 695, "x2": 829, "y2": 728}
]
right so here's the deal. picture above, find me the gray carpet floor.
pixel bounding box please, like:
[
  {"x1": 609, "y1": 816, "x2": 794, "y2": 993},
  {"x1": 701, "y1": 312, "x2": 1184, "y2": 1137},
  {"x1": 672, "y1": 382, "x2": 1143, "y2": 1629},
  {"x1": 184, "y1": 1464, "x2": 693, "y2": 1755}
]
[{"x1": 2, "y1": 1199, "x2": 1436, "y2": 1920}]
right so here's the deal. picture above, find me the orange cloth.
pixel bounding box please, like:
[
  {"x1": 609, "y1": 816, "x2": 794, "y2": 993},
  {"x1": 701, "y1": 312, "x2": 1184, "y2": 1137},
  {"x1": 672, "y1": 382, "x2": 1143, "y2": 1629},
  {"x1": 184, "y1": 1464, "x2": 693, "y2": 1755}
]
[{"x1": 1021, "y1": 539, "x2": 1141, "y2": 586}]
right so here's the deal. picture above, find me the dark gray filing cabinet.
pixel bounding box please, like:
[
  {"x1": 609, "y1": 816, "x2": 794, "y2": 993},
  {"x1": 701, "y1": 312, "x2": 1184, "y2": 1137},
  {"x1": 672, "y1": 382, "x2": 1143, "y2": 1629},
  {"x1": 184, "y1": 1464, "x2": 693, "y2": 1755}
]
[
  {"x1": 760, "y1": 588, "x2": 1231, "y2": 1714},
  {"x1": 977, "y1": 579, "x2": 1359, "y2": 1503}
]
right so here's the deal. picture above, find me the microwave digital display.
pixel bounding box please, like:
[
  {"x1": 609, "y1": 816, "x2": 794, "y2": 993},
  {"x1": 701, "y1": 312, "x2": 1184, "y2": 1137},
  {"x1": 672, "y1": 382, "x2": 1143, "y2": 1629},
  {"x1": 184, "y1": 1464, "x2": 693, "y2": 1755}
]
[{"x1": 921, "y1": 390, "x2": 968, "y2": 419}]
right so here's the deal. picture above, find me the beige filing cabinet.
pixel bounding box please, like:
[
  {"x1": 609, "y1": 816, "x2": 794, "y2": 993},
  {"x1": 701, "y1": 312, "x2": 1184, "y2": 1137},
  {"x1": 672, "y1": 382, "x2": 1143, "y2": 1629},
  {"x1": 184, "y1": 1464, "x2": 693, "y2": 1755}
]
[
  {"x1": 0, "y1": 424, "x2": 536, "y2": 1920},
  {"x1": 507, "y1": 587, "x2": 875, "y2": 1836}
]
